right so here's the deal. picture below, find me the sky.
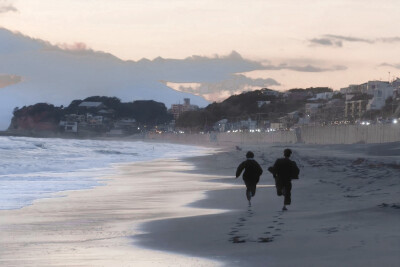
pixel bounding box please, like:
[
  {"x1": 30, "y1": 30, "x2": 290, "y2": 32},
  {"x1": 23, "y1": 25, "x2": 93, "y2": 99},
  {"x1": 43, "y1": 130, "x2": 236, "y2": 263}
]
[{"x1": 1, "y1": 0, "x2": 400, "y2": 100}]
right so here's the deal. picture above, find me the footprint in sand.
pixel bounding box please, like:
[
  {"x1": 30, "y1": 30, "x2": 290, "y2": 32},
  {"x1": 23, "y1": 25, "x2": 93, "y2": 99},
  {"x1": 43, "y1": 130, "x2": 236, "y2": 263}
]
[
  {"x1": 228, "y1": 209, "x2": 254, "y2": 243},
  {"x1": 258, "y1": 237, "x2": 274, "y2": 243},
  {"x1": 318, "y1": 227, "x2": 339, "y2": 234},
  {"x1": 230, "y1": 236, "x2": 246, "y2": 243}
]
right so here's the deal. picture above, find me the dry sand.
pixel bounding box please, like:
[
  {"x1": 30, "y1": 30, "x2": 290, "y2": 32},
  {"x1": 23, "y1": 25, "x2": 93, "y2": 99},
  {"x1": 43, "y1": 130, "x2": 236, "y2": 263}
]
[
  {"x1": 1, "y1": 142, "x2": 400, "y2": 266},
  {"x1": 137, "y1": 143, "x2": 400, "y2": 266}
]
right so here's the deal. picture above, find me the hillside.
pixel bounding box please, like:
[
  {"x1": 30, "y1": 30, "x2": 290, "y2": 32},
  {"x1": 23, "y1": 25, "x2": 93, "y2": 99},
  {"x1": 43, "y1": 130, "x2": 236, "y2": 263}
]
[
  {"x1": 8, "y1": 97, "x2": 172, "y2": 135},
  {"x1": 176, "y1": 87, "x2": 334, "y2": 130}
]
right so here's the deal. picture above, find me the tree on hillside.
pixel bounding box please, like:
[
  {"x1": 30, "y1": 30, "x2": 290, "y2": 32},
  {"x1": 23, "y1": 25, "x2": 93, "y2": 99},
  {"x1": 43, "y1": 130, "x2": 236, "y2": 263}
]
[
  {"x1": 128, "y1": 100, "x2": 172, "y2": 125},
  {"x1": 13, "y1": 103, "x2": 63, "y2": 121},
  {"x1": 83, "y1": 96, "x2": 121, "y2": 109},
  {"x1": 10, "y1": 103, "x2": 63, "y2": 130},
  {"x1": 176, "y1": 110, "x2": 213, "y2": 130}
]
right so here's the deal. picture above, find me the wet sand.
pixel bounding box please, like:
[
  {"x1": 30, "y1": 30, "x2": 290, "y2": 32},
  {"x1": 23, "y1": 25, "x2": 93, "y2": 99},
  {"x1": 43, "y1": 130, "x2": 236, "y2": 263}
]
[{"x1": 0, "y1": 156, "x2": 230, "y2": 266}]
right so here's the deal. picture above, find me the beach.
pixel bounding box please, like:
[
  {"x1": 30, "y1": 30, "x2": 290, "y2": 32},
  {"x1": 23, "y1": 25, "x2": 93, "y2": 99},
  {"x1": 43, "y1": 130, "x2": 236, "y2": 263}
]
[{"x1": 1, "y1": 141, "x2": 400, "y2": 266}]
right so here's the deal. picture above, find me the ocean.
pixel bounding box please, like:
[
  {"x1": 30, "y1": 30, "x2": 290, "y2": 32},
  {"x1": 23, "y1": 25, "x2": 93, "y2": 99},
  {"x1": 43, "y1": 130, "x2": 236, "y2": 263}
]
[{"x1": 0, "y1": 136, "x2": 207, "y2": 210}]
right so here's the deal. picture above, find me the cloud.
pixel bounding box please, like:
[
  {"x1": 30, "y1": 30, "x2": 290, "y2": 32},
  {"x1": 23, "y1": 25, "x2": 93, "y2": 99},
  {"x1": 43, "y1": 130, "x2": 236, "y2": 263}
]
[
  {"x1": 165, "y1": 74, "x2": 280, "y2": 102},
  {"x1": 310, "y1": 38, "x2": 342, "y2": 47},
  {"x1": 324, "y1": 34, "x2": 373, "y2": 43},
  {"x1": 378, "y1": 37, "x2": 400, "y2": 43},
  {"x1": 379, "y1": 63, "x2": 400, "y2": 69},
  {"x1": 262, "y1": 63, "x2": 347, "y2": 72},
  {"x1": 0, "y1": 1, "x2": 17, "y2": 13},
  {"x1": 0, "y1": 74, "x2": 22, "y2": 88},
  {"x1": 310, "y1": 34, "x2": 400, "y2": 47},
  {"x1": 57, "y1": 42, "x2": 90, "y2": 51}
]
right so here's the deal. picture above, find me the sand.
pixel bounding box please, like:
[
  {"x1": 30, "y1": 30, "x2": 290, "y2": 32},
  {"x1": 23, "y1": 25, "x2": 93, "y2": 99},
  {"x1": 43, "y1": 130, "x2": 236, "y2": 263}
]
[{"x1": 1, "y1": 142, "x2": 400, "y2": 266}]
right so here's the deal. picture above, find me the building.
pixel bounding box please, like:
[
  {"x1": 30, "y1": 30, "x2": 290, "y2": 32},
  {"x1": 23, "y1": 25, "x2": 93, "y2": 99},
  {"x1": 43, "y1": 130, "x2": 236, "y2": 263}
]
[
  {"x1": 59, "y1": 121, "x2": 78, "y2": 133},
  {"x1": 170, "y1": 98, "x2": 199, "y2": 119},
  {"x1": 86, "y1": 114, "x2": 103, "y2": 125},
  {"x1": 366, "y1": 82, "x2": 394, "y2": 110},
  {"x1": 341, "y1": 80, "x2": 395, "y2": 118},
  {"x1": 345, "y1": 100, "x2": 367, "y2": 119},
  {"x1": 65, "y1": 114, "x2": 85, "y2": 122},
  {"x1": 309, "y1": 92, "x2": 335, "y2": 100},
  {"x1": 340, "y1": 83, "x2": 367, "y2": 94}
]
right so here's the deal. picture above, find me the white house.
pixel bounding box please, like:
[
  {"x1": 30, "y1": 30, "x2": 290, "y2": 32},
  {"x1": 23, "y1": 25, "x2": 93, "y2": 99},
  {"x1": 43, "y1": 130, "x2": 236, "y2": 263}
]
[
  {"x1": 366, "y1": 82, "x2": 394, "y2": 110},
  {"x1": 86, "y1": 114, "x2": 103, "y2": 125},
  {"x1": 59, "y1": 121, "x2": 78, "y2": 133},
  {"x1": 314, "y1": 92, "x2": 334, "y2": 100}
]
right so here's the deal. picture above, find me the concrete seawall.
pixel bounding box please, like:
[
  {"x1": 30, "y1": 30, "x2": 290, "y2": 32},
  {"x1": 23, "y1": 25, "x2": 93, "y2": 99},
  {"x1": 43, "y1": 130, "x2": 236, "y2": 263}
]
[
  {"x1": 146, "y1": 124, "x2": 400, "y2": 145},
  {"x1": 300, "y1": 124, "x2": 400, "y2": 144}
]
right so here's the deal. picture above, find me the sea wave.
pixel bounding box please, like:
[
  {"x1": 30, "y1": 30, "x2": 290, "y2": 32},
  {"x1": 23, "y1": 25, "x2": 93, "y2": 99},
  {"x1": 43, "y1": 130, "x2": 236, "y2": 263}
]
[{"x1": 0, "y1": 136, "x2": 206, "y2": 210}]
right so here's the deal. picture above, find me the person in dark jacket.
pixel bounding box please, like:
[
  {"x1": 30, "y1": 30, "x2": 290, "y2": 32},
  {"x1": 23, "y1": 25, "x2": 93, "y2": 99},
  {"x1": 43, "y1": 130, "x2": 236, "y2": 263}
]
[
  {"x1": 268, "y1": 148, "x2": 300, "y2": 211},
  {"x1": 235, "y1": 151, "x2": 263, "y2": 206}
]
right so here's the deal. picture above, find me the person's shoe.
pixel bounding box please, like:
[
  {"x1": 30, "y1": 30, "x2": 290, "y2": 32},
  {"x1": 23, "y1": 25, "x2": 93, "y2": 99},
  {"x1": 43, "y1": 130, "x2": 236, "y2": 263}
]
[{"x1": 282, "y1": 206, "x2": 288, "y2": 211}]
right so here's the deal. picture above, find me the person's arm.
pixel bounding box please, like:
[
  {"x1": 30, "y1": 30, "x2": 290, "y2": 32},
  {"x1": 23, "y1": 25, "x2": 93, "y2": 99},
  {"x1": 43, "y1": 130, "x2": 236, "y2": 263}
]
[
  {"x1": 235, "y1": 161, "x2": 245, "y2": 178},
  {"x1": 291, "y1": 161, "x2": 300, "y2": 179},
  {"x1": 255, "y1": 161, "x2": 263, "y2": 176},
  {"x1": 272, "y1": 159, "x2": 280, "y2": 178}
]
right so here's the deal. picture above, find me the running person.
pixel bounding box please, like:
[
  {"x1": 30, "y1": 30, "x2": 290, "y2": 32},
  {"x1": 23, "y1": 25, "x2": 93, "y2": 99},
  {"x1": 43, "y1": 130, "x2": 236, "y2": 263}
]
[
  {"x1": 235, "y1": 151, "x2": 263, "y2": 206},
  {"x1": 269, "y1": 148, "x2": 300, "y2": 211}
]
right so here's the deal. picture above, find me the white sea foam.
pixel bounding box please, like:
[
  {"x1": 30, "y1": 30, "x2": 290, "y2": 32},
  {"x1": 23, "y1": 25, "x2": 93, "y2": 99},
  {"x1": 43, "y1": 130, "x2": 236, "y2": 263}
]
[{"x1": 0, "y1": 136, "x2": 207, "y2": 210}]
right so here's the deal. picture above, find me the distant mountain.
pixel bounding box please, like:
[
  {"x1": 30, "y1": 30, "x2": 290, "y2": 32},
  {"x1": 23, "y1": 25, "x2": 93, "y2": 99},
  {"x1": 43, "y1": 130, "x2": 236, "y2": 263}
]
[{"x1": 0, "y1": 28, "x2": 215, "y2": 130}]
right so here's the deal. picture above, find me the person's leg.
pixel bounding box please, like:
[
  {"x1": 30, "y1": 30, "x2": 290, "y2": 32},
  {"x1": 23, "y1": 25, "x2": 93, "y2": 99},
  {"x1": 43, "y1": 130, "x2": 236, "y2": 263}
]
[
  {"x1": 283, "y1": 181, "x2": 292, "y2": 205},
  {"x1": 244, "y1": 181, "x2": 252, "y2": 201},
  {"x1": 275, "y1": 178, "x2": 283, "y2": 196},
  {"x1": 246, "y1": 187, "x2": 252, "y2": 201},
  {"x1": 250, "y1": 183, "x2": 256, "y2": 197}
]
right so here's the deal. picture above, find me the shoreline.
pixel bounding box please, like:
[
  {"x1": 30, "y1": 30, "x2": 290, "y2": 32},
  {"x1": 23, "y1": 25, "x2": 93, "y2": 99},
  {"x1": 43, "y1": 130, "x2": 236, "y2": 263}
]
[{"x1": 0, "y1": 154, "x2": 232, "y2": 266}]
